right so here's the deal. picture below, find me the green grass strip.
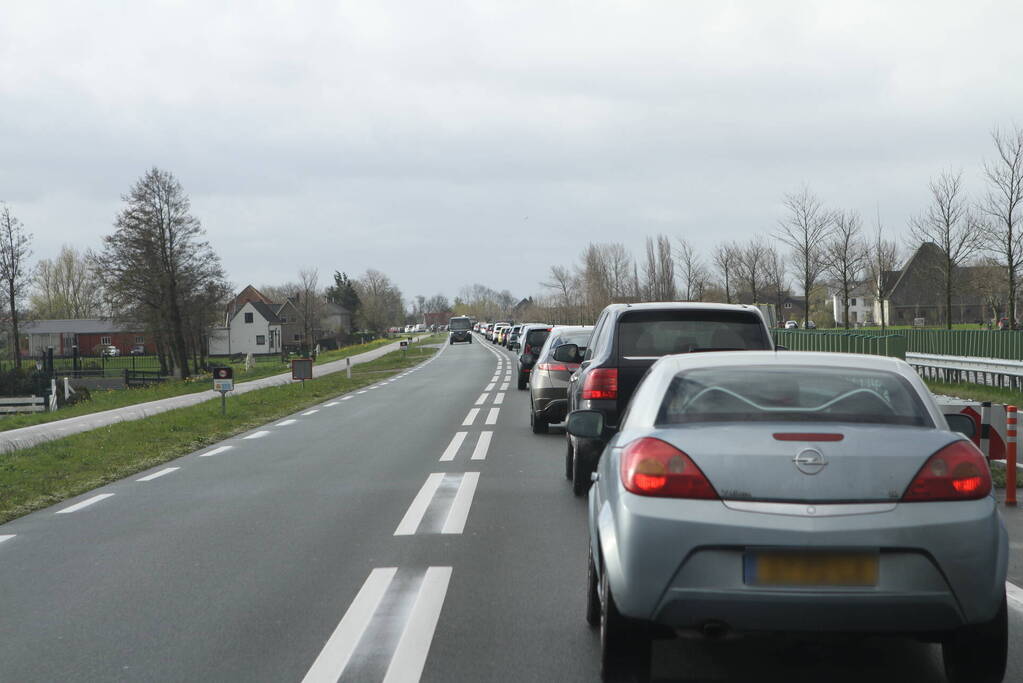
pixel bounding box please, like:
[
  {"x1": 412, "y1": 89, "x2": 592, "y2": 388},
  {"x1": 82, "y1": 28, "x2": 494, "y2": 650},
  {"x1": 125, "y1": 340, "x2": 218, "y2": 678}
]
[{"x1": 0, "y1": 340, "x2": 441, "y2": 524}]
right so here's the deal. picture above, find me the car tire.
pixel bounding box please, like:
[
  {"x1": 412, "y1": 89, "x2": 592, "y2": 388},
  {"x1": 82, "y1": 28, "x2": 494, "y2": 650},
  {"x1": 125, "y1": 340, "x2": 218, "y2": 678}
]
[
  {"x1": 600, "y1": 567, "x2": 651, "y2": 683},
  {"x1": 572, "y1": 443, "x2": 591, "y2": 497},
  {"x1": 586, "y1": 547, "x2": 601, "y2": 627},
  {"x1": 517, "y1": 372, "x2": 527, "y2": 390},
  {"x1": 565, "y1": 439, "x2": 574, "y2": 480},
  {"x1": 530, "y1": 404, "x2": 549, "y2": 434},
  {"x1": 942, "y1": 593, "x2": 1007, "y2": 683}
]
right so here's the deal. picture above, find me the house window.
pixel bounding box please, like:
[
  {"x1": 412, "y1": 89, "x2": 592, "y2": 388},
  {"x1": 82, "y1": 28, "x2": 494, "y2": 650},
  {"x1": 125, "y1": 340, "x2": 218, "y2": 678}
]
[
  {"x1": 244, "y1": 312, "x2": 254, "y2": 323},
  {"x1": 783, "y1": 302, "x2": 792, "y2": 309},
  {"x1": 280, "y1": 316, "x2": 287, "y2": 322},
  {"x1": 101, "y1": 336, "x2": 111, "y2": 344},
  {"x1": 850, "y1": 298, "x2": 856, "y2": 307},
  {"x1": 294, "y1": 334, "x2": 302, "y2": 341},
  {"x1": 256, "y1": 335, "x2": 266, "y2": 346},
  {"x1": 135, "y1": 336, "x2": 144, "y2": 344}
]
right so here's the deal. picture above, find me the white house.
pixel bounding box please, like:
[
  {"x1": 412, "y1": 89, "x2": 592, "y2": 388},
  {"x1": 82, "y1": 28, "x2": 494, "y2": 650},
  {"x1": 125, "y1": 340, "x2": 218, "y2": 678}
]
[
  {"x1": 831, "y1": 283, "x2": 875, "y2": 326},
  {"x1": 208, "y1": 301, "x2": 283, "y2": 356}
]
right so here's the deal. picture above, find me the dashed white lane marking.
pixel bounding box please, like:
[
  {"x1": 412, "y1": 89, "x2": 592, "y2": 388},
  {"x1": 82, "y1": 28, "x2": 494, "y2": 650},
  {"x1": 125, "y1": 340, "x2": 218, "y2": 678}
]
[
  {"x1": 56, "y1": 493, "x2": 114, "y2": 514},
  {"x1": 1008, "y1": 581, "x2": 1023, "y2": 612},
  {"x1": 394, "y1": 474, "x2": 446, "y2": 536},
  {"x1": 303, "y1": 409, "x2": 320, "y2": 416},
  {"x1": 475, "y1": 393, "x2": 489, "y2": 406},
  {"x1": 499, "y1": 382, "x2": 509, "y2": 391},
  {"x1": 244, "y1": 430, "x2": 271, "y2": 439},
  {"x1": 484, "y1": 383, "x2": 495, "y2": 392},
  {"x1": 277, "y1": 419, "x2": 298, "y2": 426},
  {"x1": 325, "y1": 401, "x2": 340, "y2": 407},
  {"x1": 486, "y1": 408, "x2": 500, "y2": 425},
  {"x1": 470, "y1": 432, "x2": 492, "y2": 461},
  {"x1": 439, "y1": 432, "x2": 467, "y2": 462},
  {"x1": 136, "y1": 467, "x2": 179, "y2": 482},
  {"x1": 199, "y1": 445, "x2": 233, "y2": 457},
  {"x1": 0, "y1": 535, "x2": 15, "y2": 545},
  {"x1": 357, "y1": 390, "x2": 367, "y2": 395},
  {"x1": 442, "y1": 473, "x2": 480, "y2": 534},
  {"x1": 301, "y1": 567, "x2": 397, "y2": 683},
  {"x1": 462, "y1": 408, "x2": 480, "y2": 426},
  {"x1": 494, "y1": 392, "x2": 505, "y2": 405},
  {"x1": 342, "y1": 396, "x2": 353, "y2": 401},
  {"x1": 381, "y1": 566, "x2": 453, "y2": 683}
]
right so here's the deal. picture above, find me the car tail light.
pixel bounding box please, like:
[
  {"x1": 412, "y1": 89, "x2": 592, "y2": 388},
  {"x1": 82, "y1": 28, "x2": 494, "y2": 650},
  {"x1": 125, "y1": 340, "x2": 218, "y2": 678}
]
[
  {"x1": 620, "y1": 438, "x2": 718, "y2": 499},
  {"x1": 524, "y1": 343, "x2": 532, "y2": 355},
  {"x1": 537, "y1": 362, "x2": 577, "y2": 372},
  {"x1": 901, "y1": 440, "x2": 992, "y2": 502},
  {"x1": 582, "y1": 368, "x2": 618, "y2": 400}
]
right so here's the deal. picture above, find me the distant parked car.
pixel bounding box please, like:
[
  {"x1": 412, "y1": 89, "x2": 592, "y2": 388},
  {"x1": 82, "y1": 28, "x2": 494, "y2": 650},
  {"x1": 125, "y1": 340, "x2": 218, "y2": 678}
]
[
  {"x1": 94, "y1": 344, "x2": 119, "y2": 357},
  {"x1": 804, "y1": 320, "x2": 817, "y2": 329},
  {"x1": 784, "y1": 320, "x2": 798, "y2": 329},
  {"x1": 129, "y1": 345, "x2": 146, "y2": 356}
]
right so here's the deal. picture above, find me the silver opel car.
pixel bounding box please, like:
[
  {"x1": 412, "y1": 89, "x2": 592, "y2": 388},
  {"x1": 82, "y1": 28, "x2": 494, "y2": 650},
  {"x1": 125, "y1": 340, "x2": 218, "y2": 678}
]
[{"x1": 571, "y1": 351, "x2": 1008, "y2": 683}]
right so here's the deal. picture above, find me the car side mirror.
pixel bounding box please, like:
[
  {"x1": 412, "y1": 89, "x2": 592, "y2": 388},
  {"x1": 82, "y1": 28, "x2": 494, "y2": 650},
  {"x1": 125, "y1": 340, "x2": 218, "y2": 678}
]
[
  {"x1": 945, "y1": 414, "x2": 977, "y2": 439},
  {"x1": 567, "y1": 410, "x2": 604, "y2": 439},
  {"x1": 552, "y1": 344, "x2": 580, "y2": 363}
]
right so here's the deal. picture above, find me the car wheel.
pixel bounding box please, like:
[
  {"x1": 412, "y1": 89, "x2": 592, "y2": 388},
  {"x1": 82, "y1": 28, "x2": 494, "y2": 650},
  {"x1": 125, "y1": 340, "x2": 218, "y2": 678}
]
[
  {"x1": 530, "y1": 404, "x2": 549, "y2": 434},
  {"x1": 565, "y1": 439, "x2": 574, "y2": 480},
  {"x1": 517, "y1": 372, "x2": 527, "y2": 390},
  {"x1": 572, "y1": 444, "x2": 591, "y2": 497},
  {"x1": 942, "y1": 593, "x2": 1007, "y2": 683},
  {"x1": 586, "y1": 547, "x2": 600, "y2": 627},
  {"x1": 600, "y1": 567, "x2": 651, "y2": 682}
]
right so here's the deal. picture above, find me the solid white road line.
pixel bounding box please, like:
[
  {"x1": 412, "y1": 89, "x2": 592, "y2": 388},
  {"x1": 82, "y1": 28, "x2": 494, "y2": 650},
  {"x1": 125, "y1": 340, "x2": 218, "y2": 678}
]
[
  {"x1": 486, "y1": 408, "x2": 500, "y2": 425},
  {"x1": 301, "y1": 567, "x2": 397, "y2": 683},
  {"x1": 442, "y1": 473, "x2": 480, "y2": 534},
  {"x1": 462, "y1": 408, "x2": 480, "y2": 426},
  {"x1": 277, "y1": 419, "x2": 297, "y2": 426},
  {"x1": 475, "y1": 393, "x2": 489, "y2": 406},
  {"x1": 494, "y1": 392, "x2": 505, "y2": 405},
  {"x1": 439, "y1": 432, "x2": 467, "y2": 462},
  {"x1": 470, "y1": 432, "x2": 492, "y2": 461},
  {"x1": 1008, "y1": 581, "x2": 1023, "y2": 612},
  {"x1": 381, "y1": 566, "x2": 453, "y2": 683},
  {"x1": 199, "y1": 445, "x2": 232, "y2": 457},
  {"x1": 0, "y1": 534, "x2": 15, "y2": 545},
  {"x1": 244, "y1": 430, "x2": 270, "y2": 439},
  {"x1": 56, "y1": 493, "x2": 114, "y2": 514},
  {"x1": 499, "y1": 382, "x2": 509, "y2": 391},
  {"x1": 394, "y1": 474, "x2": 446, "y2": 536},
  {"x1": 485, "y1": 382, "x2": 495, "y2": 392},
  {"x1": 136, "y1": 467, "x2": 179, "y2": 482},
  {"x1": 302, "y1": 410, "x2": 319, "y2": 415}
]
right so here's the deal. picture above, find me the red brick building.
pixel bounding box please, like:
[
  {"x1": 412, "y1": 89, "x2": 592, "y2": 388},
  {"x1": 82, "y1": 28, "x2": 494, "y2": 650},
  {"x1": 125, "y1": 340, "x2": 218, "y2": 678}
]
[{"x1": 21, "y1": 319, "x2": 156, "y2": 356}]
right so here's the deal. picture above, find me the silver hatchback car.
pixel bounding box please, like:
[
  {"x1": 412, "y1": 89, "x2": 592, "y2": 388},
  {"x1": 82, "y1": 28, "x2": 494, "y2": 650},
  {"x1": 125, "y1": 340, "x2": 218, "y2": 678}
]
[{"x1": 571, "y1": 351, "x2": 1008, "y2": 683}]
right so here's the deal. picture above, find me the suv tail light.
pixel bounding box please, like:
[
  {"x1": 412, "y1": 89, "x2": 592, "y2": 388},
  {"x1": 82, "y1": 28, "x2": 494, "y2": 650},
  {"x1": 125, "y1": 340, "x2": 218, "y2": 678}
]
[
  {"x1": 901, "y1": 440, "x2": 992, "y2": 502},
  {"x1": 620, "y1": 438, "x2": 718, "y2": 499},
  {"x1": 537, "y1": 362, "x2": 578, "y2": 372},
  {"x1": 582, "y1": 368, "x2": 618, "y2": 400}
]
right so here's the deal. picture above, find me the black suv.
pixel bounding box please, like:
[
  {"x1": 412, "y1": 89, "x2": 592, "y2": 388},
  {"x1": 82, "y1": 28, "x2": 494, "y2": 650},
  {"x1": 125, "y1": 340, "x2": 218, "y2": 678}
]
[{"x1": 558, "y1": 303, "x2": 774, "y2": 495}]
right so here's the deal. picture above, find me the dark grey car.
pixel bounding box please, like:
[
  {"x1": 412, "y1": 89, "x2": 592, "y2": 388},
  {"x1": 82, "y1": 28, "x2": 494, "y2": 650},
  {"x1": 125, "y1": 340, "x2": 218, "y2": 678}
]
[{"x1": 528, "y1": 326, "x2": 593, "y2": 435}]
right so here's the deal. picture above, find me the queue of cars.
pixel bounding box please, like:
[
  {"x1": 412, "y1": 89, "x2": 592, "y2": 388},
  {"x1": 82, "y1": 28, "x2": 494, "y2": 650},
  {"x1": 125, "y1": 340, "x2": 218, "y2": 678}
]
[{"x1": 474, "y1": 302, "x2": 1009, "y2": 683}]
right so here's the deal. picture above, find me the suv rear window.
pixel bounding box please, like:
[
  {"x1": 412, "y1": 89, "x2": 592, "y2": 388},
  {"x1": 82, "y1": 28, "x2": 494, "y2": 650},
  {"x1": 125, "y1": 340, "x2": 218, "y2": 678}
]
[
  {"x1": 617, "y1": 310, "x2": 770, "y2": 358},
  {"x1": 525, "y1": 328, "x2": 550, "y2": 348},
  {"x1": 449, "y1": 318, "x2": 471, "y2": 331}
]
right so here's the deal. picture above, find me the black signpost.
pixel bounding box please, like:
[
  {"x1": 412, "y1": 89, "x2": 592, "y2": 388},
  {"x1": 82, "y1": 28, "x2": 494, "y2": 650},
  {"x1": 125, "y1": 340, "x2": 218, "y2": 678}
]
[{"x1": 213, "y1": 367, "x2": 234, "y2": 415}]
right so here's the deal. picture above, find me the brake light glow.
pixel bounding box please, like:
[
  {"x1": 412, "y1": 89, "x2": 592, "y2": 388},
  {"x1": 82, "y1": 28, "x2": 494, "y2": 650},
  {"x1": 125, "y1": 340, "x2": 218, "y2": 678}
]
[
  {"x1": 901, "y1": 440, "x2": 991, "y2": 502},
  {"x1": 620, "y1": 438, "x2": 718, "y2": 499},
  {"x1": 582, "y1": 368, "x2": 618, "y2": 400},
  {"x1": 537, "y1": 362, "x2": 577, "y2": 372}
]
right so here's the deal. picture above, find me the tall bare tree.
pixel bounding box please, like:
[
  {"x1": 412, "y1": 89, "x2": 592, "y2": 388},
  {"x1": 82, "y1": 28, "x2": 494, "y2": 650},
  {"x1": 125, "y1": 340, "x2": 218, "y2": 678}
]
[
  {"x1": 31, "y1": 245, "x2": 104, "y2": 318},
  {"x1": 909, "y1": 170, "x2": 983, "y2": 328},
  {"x1": 736, "y1": 237, "x2": 769, "y2": 303},
  {"x1": 867, "y1": 211, "x2": 900, "y2": 330},
  {"x1": 0, "y1": 203, "x2": 32, "y2": 367},
  {"x1": 541, "y1": 265, "x2": 578, "y2": 322},
  {"x1": 675, "y1": 237, "x2": 707, "y2": 301},
  {"x1": 297, "y1": 267, "x2": 323, "y2": 350},
  {"x1": 980, "y1": 125, "x2": 1023, "y2": 328},
  {"x1": 825, "y1": 210, "x2": 869, "y2": 328},
  {"x1": 763, "y1": 246, "x2": 789, "y2": 313},
  {"x1": 776, "y1": 186, "x2": 834, "y2": 327},
  {"x1": 355, "y1": 269, "x2": 404, "y2": 331},
  {"x1": 642, "y1": 234, "x2": 676, "y2": 301},
  {"x1": 712, "y1": 242, "x2": 739, "y2": 304}
]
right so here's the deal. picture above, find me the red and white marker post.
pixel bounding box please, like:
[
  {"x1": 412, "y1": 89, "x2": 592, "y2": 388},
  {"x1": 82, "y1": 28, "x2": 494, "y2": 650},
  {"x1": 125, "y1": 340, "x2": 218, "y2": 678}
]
[{"x1": 1006, "y1": 405, "x2": 1017, "y2": 507}]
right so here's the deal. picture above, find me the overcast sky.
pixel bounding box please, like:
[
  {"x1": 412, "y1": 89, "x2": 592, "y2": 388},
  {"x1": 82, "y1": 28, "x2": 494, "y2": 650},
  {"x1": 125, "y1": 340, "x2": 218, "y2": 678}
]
[{"x1": 3, "y1": 1, "x2": 1022, "y2": 304}]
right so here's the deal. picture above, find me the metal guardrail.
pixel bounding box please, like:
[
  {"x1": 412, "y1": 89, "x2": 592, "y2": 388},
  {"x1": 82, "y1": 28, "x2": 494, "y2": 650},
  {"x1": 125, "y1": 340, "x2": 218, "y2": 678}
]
[
  {"x1": 795, "y1": 328, "x2": 1023, "y2": 361},
  {"x1": 905, "y1": 352, "x2": 1023, "y2": 389},
  {"x1": 772, "y1": 331, "x2": 907, "y2": 359}
]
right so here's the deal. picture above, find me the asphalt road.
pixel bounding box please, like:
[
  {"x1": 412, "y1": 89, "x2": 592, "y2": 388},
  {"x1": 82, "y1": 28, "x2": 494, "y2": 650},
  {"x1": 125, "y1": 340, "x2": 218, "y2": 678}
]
[{"x1": 0, "y1": 335, "x2": 1020, "y2": 682}]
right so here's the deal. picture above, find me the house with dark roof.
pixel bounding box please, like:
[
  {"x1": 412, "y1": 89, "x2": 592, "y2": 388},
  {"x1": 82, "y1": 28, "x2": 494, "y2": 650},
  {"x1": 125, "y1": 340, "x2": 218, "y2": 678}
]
[{"x1": 208, "y1": 298, "x2": 282, "y2": 356}]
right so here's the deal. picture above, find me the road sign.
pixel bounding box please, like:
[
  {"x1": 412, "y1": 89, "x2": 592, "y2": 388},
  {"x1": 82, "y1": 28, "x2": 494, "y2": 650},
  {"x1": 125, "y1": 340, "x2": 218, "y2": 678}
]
[
  {"x1": 292, "y1": 358, "x2": 314, "y2": 381},
  {"x1": 400, "y1": 341, "x2": 409, "y2": 348},
  {"x1": 213, "y1": 367, "x2": 234, "y2": 392}
]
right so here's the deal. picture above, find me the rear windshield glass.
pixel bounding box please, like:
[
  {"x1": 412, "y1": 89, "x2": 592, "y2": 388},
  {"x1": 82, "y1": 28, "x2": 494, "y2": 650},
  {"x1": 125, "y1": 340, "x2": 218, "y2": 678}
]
[
  {"x1": 525, "y1": 328, "x2": 551, "y2": 347},
  {"x1": 656, "y1": 366, "x2": 931, "y2": 427},
  {"x1": 544, "y1": 330, "x2": 592, "y2": 357},
  {"x1": 449, "y1": 318, "x2": 471, "y2": 331},
  {"x1": 618, "y1": 310, "x2": 770, "y2": 358}
]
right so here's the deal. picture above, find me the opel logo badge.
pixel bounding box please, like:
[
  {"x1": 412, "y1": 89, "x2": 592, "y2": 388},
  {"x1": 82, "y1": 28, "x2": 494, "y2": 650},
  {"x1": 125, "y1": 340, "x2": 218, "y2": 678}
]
[{"x1": 793, "y1": 448, "x2": 827, "y2": 475}]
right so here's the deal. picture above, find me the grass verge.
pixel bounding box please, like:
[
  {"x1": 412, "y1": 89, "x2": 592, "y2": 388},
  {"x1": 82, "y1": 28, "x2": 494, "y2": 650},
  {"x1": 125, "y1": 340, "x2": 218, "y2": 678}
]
[
  {"x1": 0, "y1": 337, "x2": 402, "y2": 433},
  {"x1": 0, "y1": 339, "x2": 440, "y2": 524}
]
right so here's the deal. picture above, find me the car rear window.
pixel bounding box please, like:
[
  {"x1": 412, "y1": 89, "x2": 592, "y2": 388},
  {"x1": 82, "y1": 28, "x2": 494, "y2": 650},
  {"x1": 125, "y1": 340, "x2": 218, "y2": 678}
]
[
  {"x1": 541, "y1": 330, "x2": 592, "y2": 358},
  {"x1": 617, "y1": 310, "x2": 770, "y2": 358},
  {"x1": 656, "y1": 366, "x2": 931, "y2": 427},
  {"x1": 449, "y1": 318, "x2": 471, "y2": 331},
  {"x1": 525, "y1": 328, "x2": 550, "y2": 347}
]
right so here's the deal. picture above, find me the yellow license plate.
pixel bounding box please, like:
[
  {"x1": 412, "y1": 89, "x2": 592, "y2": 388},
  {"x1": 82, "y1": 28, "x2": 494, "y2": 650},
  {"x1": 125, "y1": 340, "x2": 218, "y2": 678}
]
[{"x1": 745, "y1": 552, "x2": 879, "y2": 586}]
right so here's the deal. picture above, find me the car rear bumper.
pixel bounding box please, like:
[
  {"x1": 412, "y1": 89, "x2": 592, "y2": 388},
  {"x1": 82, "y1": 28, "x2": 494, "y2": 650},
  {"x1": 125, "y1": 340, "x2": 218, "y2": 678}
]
[{"x1": 450, "y1": 331, "x2": 471, "y2": 342}]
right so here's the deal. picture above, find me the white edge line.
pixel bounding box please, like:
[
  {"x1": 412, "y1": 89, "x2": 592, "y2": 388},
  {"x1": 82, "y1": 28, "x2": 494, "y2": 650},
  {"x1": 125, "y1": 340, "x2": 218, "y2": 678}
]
[
  {"x1": 442, "y1": 472, "x2": 480, "y2": 534},
  {"x1": 1008, "y1": 581, "x2": 1023, "y2": 611},
  {"x1": 56, "y1": 493, "x2": 115, "y2": 514},
  {"x1": 381, "y1": 567, "x2": 453, "y2": 683},
  {"x1": 394, "y1": 473, "x2": 446, "y2": 535},
  {"x1": 136, "y1": 467, "x2": 180, "y2": 482},
  {"x1": 0, "y1": 534, "x2": 15, "y2": 544},
  {"x1": 439, "y1": 432, "x2": 467, "y2": 462},
  {"x1": 277, "y1": 419, "x2": 297, "y2": 426},
  {"x1": 341, "y1": 396, "x2": 353, "y2": 400},
  {"x1": 302, "y1": 410, "x2": 319, "y2": 415},
  {"x1": 243, "y1": 430, "x2": 270, "y2": 439},
  {"x1": 325, "y1": 402, "x2": 340, "y2": 407},
  {"x1": 470, "y1": 432, "x2": 492, "y2": 461},
  {"x1": 301, "y1": 567, "x2": 397, "y2": 683},
  {"x1": 200, "y1": 445, "x2": 232, "y2": 457}
]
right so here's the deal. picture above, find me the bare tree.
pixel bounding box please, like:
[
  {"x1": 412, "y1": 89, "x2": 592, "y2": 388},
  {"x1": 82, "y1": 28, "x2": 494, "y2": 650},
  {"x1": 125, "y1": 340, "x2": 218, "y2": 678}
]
[
  {"x1": 297, "y1": 267, "x2": 323, "y2": 350},
  {"x1": 980, "y1": 125, "x2": 1023, "y2": 328},
  {"x1": 909, "y1": 170, "x2": 983, "y2": 328},
  {"x1": 776, "y1": 186, "x2": 834, "y2": 327},
  {"x1": 867, "y1": 211, "x2": 900, "y2": 330},
  {"x1": 825, "y1": 210, "x2": 869, "y2": 328},
  {"x1": 30, "y1": 245, "x2": 104, "y2": 318},
  {"x1": 763, "y1": 246, "x2": 789, "y2": 313},
  {"x1": 0, "y1": 203, "x2": 32, "y2": 367},
  {"x1": 675, "y1": 237, "x2": 707, "y2": 301},
  {"x1": 541, "y1": 265, "x2": 578, "y2": 322},
  {"x1": 735, "y1": 237, "x2": 769, "y2": 303},
  {"x1": 355, "y1": 269, "x2": 404, "y2": 331},
  {"x1": 712, "y1": 242, "x2": 739, "y2": 304},
  {"x1": 642, "y1": 235, "x2": 676, "y2": 301}
]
